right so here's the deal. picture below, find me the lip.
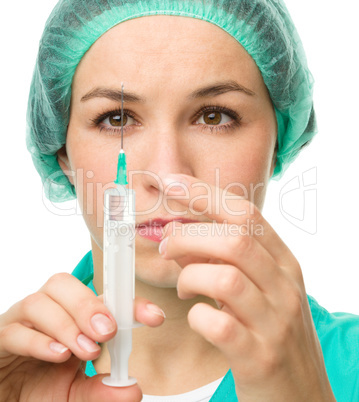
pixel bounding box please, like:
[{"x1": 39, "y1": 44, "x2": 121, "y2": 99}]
[
  {"x1": 136, "y1": 218, "x2": 200, "y2": 228},
  {"x1": 135, "y1": 218, "x2": 200, "y2": 243}
]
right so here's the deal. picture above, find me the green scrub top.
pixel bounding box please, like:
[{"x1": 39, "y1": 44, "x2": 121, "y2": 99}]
[{"x1": 72, "y1": 251, "x2": 359, "y2": 401}]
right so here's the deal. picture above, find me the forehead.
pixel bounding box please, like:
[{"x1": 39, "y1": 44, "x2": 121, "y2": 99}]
[
  {"x1": 73, "y1": 15, "x2": 264, "y2": 96},
  {"x1": 96, "y1": 15, "x2": 241, "y2": 52}
]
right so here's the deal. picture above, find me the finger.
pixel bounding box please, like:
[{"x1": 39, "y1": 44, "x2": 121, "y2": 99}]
[
  {"x1": 187, "y1": 303, "x2": 254, "y2": 365},
  {"x1": 0, "y1": 322, "x2": 72, "y2": 362},
  {"x1": 98, "y1": 294, "x2": 166, "y2": 326},
  {"x1": 160, "y1": 173, "x2": 295, "y2": 267},
  {"x1": 134, "y1": 297, "x2": 166, "y2": 326},
  {"x1": 178, "y1": 263, "x2": 270, "y2": 330},
  {"x1": 161, "y1": 221, "x2": 283, "y2": 292},
  {"x1": 40, "y1": 273, "x2": 117, "y2": 341},
  {"x1": 9, "y1": 292, "x2": 101, "y2": 361}
]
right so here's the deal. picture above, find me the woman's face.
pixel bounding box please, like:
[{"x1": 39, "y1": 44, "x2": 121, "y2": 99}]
[{"x1": 60, "y1": 15, "x2": 277, "y2": 287}]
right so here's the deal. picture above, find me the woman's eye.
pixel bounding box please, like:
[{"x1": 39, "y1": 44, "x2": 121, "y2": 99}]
[
  {"x1": 93, "y1": 106, "x2": 240, "y2": 136},
  {"x1": 197, "y1": 110, "x2": 233, "y2": 126},
  {"x1": 197, "y1": 111, "x2": 233, "y2": 126},
  {"x1": 193, "y1": 108, "x2": 241, "y2": 133},
  {"x1": 102, "y1": 113, "x2": 135, "y2": 127}
]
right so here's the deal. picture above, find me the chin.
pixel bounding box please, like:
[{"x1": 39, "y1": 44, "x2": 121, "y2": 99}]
[{"x1": 135, "y1": 254, "x2": 182, "y2": 289}]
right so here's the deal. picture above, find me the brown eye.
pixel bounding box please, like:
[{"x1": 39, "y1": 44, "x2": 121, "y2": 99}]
[
  {"x1": 203, "y1": 111, "x2": 222, "y2": 125},
  {"x1": 109, "y1": 114, "x2": 127, "y2": 126}
]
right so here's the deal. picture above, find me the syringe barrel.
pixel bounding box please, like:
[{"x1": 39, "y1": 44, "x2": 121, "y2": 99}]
[
  {"x1": 102, "y1": 186, "x2": 136, "y2": 386},
  {"x1": 103, "y1": 186, "x2": 135, "y2": 328}
]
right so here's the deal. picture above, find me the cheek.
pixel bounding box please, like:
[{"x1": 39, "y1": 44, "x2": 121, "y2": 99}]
[
  {"x1": 216, "y1": 127, "x2": 275, "y2": 208},
  {"x1": 221, "y1": 144, "x2": 272, "y2": 181},
  {"x1": 66, "y1": 130, "x2": 121, "y2": 245},
  {"x1": 67, "y1": 128, "x2": 118, "y2": 192}
]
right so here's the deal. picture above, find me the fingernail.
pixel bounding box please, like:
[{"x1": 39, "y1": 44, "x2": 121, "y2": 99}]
[
  {"x1": 49, "y1": 341, "x2": 69, "y2": 354},
  {"x1": 91, "y1": 313, "x2": 115, "y2": 335},
  {"x1": 215, "y1": 300, "x2": 224, "y2": 310},
  {"x1": 77, "y1": 334, "x2": 100, "y2": 353},
  {"x1": 161, "y1": 222, "x2": 173, "y2": 240},
  {"x1": 162, "y1": 174, "x2": 190, "y2": 194},
  {"x1": 146, "y1": 303, "x2": 166, "y2": 318},
  {"x1": 160, "y1": 226, "x2": 166, "y2": 241},
  {"x1": 159, "y1": 236, "x2": 169, "y2": 256}
]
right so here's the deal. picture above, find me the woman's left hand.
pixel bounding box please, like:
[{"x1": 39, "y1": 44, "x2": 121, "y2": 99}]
[{"x1": 159, "y1": 173, "x2": 335, "y2": 402}]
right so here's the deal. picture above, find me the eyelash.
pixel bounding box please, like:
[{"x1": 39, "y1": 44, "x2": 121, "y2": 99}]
[{"x1": 90, "y1": 103, "x2": 242, "y2": 136}]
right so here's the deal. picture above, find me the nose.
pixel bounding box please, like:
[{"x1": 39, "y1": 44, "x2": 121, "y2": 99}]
[{"x1": 135, "y1": 126, "x2": 195, "y2": 193}]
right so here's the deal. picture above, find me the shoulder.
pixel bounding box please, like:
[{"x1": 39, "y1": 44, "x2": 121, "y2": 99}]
[
  {"x1": 308, "y1": 295, "x2": 359, "y2": 401},
  {"x1": 71, "y1": 250, "x2": 94, "y2": 285},
  {"x1": 308, "y1": 294, "x2": 359, "y2": 342}
]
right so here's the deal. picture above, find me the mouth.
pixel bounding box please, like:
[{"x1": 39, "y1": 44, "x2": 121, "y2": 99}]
[{"x1": 135, "y1": 218, "x2": 200, "y2": 243}]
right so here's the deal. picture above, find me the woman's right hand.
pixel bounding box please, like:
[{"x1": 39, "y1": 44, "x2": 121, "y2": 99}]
[{"x1": 0, "y1": 273, "x2": 165, "y2": 402}]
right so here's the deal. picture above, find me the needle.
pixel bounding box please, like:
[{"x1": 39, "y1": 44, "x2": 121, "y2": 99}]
[{"x1": 121, "y1": 82, "x2": 124, "y2": 151}]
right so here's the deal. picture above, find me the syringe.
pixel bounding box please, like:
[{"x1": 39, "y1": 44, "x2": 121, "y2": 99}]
[{"x1": 102, "y1": 83, "x2": 137, "y2": 387}]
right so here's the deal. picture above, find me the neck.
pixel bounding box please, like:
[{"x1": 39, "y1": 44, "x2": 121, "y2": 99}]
[{"x1": 91, "y1": 237, "x2": 229, "y2": 395}]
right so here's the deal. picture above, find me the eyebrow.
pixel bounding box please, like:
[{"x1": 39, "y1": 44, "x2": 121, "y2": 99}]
[
  {"x1": 188, "y1": 80, "x2": 255, "y2": 99},
  {"x1": 81, "y1": 87, "x2": 145, "y2": 103},
  {"x1": 80, "y1": 80, "x2": 255, "y2": 103}
]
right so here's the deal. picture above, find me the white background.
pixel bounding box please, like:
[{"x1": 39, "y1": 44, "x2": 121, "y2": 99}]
[{"x1": 0, "y1": 0, "x2": 358, "y2": 315}]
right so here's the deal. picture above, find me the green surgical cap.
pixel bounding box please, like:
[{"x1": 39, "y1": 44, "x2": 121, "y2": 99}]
[{"x1": 26, "y1": 0, "x2": 317, "y2": 202}]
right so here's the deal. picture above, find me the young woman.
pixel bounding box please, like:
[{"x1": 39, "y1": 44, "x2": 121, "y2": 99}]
[{"x1": 0, "y1": 1, "x2": 358, "y2": 401}]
